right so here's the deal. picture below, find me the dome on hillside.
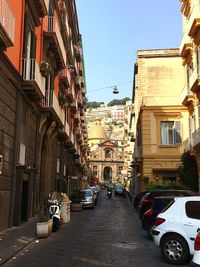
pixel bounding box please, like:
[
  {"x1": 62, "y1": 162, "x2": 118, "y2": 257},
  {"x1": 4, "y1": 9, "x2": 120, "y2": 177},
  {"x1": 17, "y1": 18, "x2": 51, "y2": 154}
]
[{"x1": 88, "y1": 120, "x2": 107, "y2": 140}]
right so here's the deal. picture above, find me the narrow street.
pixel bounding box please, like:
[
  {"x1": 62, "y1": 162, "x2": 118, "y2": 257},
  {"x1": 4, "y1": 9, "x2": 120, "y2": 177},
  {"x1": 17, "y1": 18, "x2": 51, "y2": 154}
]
[{"x1": 4, "y1": 190, "x2": 188, "y2": 267}]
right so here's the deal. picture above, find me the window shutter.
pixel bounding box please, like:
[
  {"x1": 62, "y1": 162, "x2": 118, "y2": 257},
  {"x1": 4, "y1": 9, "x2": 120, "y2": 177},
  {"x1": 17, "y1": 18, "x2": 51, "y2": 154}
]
[
  {"x1": 197, "y1": 47, "x2": 200, "y2": 74},
  {"x1": 31, "y1": 32, "x2": 36, "y2": 58},
  {"x1": 175, "y1": 121, "x2": 182, "y2": 144},
  {"x1": 23, "y1": 14, "x2": 29, "y2": 58}
]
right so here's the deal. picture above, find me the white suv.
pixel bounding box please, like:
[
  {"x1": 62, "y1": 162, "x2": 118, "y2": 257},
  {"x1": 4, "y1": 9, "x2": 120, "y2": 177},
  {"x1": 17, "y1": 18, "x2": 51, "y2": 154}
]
[{"x1": 151, "y1": 196, "x2": 200, "y2": 265}]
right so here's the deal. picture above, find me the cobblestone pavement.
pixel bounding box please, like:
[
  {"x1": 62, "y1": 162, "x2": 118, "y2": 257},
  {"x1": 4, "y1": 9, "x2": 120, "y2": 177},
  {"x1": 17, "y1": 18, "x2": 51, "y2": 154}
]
[{"x1": 3, "y1": 190, "x2": 189, "y2": 267}]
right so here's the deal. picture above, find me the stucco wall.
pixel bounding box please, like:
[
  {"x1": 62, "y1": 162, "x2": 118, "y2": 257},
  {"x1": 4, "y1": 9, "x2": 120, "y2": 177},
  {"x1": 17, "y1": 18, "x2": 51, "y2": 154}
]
[{"x1": 0, "y1": 67, "x2": 17, "y2": 230}]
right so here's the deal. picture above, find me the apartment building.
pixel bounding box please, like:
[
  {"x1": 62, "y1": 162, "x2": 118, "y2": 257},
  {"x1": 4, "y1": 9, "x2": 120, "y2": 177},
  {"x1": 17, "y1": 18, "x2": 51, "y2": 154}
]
[
  {"x1": 0, "y1": 0, "x2": 87, "y2": 231},
  {"x1": 111, "y1": 105, "x2": 125, "y2": 122},
  {"x1": 132, "y1": 49, "x2": 187, "y2": 192},
  {"x1": 180, "y1": 0, "x2": 200, "y2": 191}
]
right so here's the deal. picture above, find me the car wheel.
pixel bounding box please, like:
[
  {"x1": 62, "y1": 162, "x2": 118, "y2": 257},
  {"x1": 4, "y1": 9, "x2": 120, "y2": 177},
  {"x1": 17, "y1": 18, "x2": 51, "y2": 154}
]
[{"x1": 160, "y1": 234, "x2": 189, "y2": 265}]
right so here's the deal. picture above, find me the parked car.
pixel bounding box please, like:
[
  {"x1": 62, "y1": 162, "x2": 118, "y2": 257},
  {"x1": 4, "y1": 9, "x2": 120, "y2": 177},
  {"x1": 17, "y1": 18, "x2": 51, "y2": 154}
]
[
  {"x1": 151, "y1": 196, "x2": 200, "y2": 265},
  {"x1": 139, "y1": 189, "x2": 198, "y2": 219},
  {"x1": 87, "y1": 187, "x2": 98, "y2": 204},
  {"x1": 88, "y1": 185, "x2": 100, "y2": 195},
  {"x1": 114, "y1": 184, "x2": 126, "y2": 197},
  {"x1": 81, "y1": 188, "x2": 96, "y2": 208},
  {"x1": 191, "y1": 230, "x2": 200, "y2": 266},
  {"x1": 142, "y1": 196, "x2": 175, "y2": 237},
  {"x1": 133, "y1": 190, "x2": 151, "y2": 211}
]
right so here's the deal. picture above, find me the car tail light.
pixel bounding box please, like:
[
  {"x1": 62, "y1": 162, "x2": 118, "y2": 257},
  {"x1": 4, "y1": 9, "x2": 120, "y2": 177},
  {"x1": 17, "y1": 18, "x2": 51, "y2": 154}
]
[
  {"x1": 144, "y1": 209, "x2": 153, "y2": 216},
  {"x1": 155, "y1": 217, "x2": 166, "y2": 226},
  {"x1": 194, "y1": 233, "x2": 200, "y2": 251}
]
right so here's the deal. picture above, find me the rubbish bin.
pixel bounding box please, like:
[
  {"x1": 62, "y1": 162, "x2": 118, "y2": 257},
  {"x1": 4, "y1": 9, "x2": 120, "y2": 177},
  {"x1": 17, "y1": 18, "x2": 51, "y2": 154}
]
[{"x1": 60, "y1": 194, "x2": 71, "y2": 223}]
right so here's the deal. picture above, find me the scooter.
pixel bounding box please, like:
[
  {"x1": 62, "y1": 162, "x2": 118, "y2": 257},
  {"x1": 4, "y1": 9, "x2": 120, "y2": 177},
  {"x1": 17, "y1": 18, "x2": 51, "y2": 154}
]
[
  {"x1": 107, "y1": 190, "x2": 112, "y2": 199},
  {"x1": 49, "y1": 199, "x2": 61, "y2": 232}
]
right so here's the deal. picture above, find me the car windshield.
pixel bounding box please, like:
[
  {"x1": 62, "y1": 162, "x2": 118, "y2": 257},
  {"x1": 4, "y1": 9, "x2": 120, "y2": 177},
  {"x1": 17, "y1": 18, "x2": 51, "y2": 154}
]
[{"x1": 82, "y1": 190, "x2": 92, "y2": 197}]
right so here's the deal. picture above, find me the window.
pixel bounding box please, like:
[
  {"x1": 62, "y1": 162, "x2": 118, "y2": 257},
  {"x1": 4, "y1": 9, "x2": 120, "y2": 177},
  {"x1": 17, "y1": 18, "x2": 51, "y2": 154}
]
[
  {"x1": 23, "y1": 14, "x2": 36, "y2": 80},
  {"x1": 189, "y1": 115, "x2": 196, "y2": 143},
  {"x1": 161, "y1": 121, "x2": 181, "y2": 145},
  {"x1": 105, "y1": 149, "x2": 111, "y2": 159},
  {"x1": 44, "y1": 73, "x2": 53, "y2": 107},
  {"x1": 56, "y1": 158, "x2": 60, "y2": 173},
  {"x1": 118, "y1": 166, "x2": 123, "y2": 174},
  {"x1": 185, "y1": 201, "x2": 200, "y2": 219},
  {"x1": 187, "y1": 62, "x2": 193, "y2": 90}
]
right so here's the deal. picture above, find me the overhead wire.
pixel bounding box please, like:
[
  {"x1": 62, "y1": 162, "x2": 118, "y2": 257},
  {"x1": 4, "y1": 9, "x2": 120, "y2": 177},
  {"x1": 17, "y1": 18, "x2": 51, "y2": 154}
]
[{"x1": 87, "y1": 81, "x2": 133, "y2": 93}]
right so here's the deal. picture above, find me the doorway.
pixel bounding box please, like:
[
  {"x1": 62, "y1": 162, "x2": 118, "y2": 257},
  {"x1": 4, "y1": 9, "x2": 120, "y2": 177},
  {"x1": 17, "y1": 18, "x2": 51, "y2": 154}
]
[{"x1": 103, "y1": 166, "x2": 112, "y2": 181}]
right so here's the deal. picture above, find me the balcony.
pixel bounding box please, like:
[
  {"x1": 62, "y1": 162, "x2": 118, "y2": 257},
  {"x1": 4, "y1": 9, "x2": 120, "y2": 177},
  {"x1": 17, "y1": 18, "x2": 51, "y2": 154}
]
[
  {"x1": 75, "y1": 81, "x2": 81, "y2": 91},
  {"x1": 77, "y1": 96, "x2": 83, "y2": 108},
  {"x1": 182, "y1": 94, "x2": 195, "y2": 115},
  {"x1": 66, "y1": 86, "x2": 75, "y2": 103},
  {"x1": 188, "y1": 2, "x2": 200, "y2": 44},
  {"x1": 75, "y1": 48, "x2": 81, "y2": 62},
  {"x1": 22, "y1": 58, "x2": 45, "y2": 100},
  {"x1": 58, "y1": 121, "x2": 70, "y2": 139},
  {"x1": 70, "y1": 100, "x2": 78, "y2": 114},
  {"x1": 75, "y1": 128, "x2": 81, "y2": 139},
  {"x1": 79, "y1": 68, "x2": 83, "y2": 77},
  {"x1": 74, "y1": 113, "x2": 80, "y2": 124},
  {"x1": 34, "y1": 0, "x2": 49, "y2": 19},
  {"x1": 180, "y1": 43, "x2": 193, "y2": 65},
  {"x1": 80, "y1": 107, "x2": 85, "y2": 116},
  {"x1": 59, "y1": 68, "x2": 71, "y2": 89},
  {"x1": 81, "y1": 87, "x2": 86, "y2": 97},
  {"x1": 66, "y1": 37, "x2": 74, "y2": 63},
  {"x1": 43, "y1": 16, "x2": 66, "y2": 70},
  {"x1": 0, "y1": 0, "x2": 15, "y2": 50},
  {"x1": 192, "y1": 128, "x2": 200, "y2": 148},
  {"x1": 41, "y1": 89, "x2": 65, "y2": 127},
  {"x1": 81, "y1": 116, "x2": 85, "y2": 123}
]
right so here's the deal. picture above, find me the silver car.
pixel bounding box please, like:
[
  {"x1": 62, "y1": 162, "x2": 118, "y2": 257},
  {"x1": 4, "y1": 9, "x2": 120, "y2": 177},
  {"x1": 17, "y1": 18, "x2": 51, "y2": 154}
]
[{"x1": 81, "y1": 189, "x2": 95, "y2": 208}]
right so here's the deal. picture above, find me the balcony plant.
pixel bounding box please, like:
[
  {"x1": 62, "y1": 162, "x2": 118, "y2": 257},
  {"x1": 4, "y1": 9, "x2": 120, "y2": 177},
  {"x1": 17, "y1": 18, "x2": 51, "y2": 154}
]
[
  {"x1": 40, "y1": 61, "x2": 50, "y2": 77},
  {"x1": 69, "y1": 190, "x2": 83, "y2": 212},
  {"x1": 58, "y1": 91, "x2": 68, "y2": 108}
]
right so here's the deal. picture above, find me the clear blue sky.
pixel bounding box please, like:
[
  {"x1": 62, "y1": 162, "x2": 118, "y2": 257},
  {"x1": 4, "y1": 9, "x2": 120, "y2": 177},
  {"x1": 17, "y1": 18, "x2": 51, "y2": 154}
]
[{"x1": 76, "y1": 0, "x2": 183, "y2": 103}]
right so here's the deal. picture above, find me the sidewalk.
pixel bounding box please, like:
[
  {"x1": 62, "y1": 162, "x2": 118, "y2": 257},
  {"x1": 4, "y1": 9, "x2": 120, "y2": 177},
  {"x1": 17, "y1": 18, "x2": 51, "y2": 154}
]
[{"x1": 0, "y1": 217, "x2": 37, "y2": 266}]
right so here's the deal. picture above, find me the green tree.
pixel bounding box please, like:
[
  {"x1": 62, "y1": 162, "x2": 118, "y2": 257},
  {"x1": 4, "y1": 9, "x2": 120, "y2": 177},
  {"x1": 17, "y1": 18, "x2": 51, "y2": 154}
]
[
  {"x1": 177, "y1": 152, "x2": 199, "y2": 192},
  {"x1": 87, "y1": 101, "x2": 104, "y2": 108},
  {"x1": 107, "y1": 97, "x2": 131, "y2": 106}
]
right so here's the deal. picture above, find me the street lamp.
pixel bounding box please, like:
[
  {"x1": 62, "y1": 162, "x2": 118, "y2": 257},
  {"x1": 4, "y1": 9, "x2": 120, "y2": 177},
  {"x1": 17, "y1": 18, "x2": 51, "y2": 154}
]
[{"x1": 112, "y1": 86, "x2": 119, "y2": 94}]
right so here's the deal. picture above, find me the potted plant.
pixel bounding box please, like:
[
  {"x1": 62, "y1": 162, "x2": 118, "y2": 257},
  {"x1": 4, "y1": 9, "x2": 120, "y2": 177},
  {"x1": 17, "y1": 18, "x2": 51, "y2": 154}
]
[
  {"x1": 40, "y1": 61, "x2": 50, "y2": 77},
  {"x1": 69, "y1": 190, "x2": 83, "y2": 212},
  {"x1": 36, "y1": 200, "x2": 52, "y2": 238}
]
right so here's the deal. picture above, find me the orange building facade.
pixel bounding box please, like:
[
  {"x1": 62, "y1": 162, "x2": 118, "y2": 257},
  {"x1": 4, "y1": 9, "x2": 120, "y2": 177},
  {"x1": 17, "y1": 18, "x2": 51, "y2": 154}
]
[{"x1": 0, "y1": 0, "x2": 88, "y2": 231}]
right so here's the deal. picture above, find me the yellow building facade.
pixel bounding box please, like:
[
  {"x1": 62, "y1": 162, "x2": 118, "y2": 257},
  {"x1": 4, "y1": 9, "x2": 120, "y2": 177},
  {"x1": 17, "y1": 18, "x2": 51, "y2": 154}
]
[
  {"x1": 133, "y1": 49, "x2": 188, "y2": 192},
  {"x1": 180, "y1": 0, "x2": 200, "y2": 191}
]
